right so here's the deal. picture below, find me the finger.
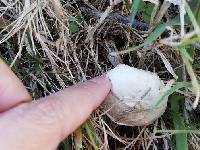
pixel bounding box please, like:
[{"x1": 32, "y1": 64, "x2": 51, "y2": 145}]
[
  {"x1": 0, "y1": 59, "x2": 31, "y2": 112},
  {"x1": 0, "y1": 76, "x2": 111, "y2": 150},
  {"x1": 35, "y1": 76, "x2": 111, "y2": 138}
]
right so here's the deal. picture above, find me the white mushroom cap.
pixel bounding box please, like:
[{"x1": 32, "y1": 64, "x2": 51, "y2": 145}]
[{"x1": 103, "y1": 64, "x2": 168, "y2": 126}]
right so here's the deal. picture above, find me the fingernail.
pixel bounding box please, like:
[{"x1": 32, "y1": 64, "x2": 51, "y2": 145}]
[{"x1": 90, "y1": 76, "x2": 110, "y2": 85}]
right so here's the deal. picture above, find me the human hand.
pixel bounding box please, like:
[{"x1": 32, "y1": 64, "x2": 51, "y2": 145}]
[{"x1": 0, "y1": 59, "x2": 111, "y2": 150}]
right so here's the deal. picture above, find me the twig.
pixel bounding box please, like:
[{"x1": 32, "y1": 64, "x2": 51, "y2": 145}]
[{"x1": 80, "y1": 5, "x2": 149, "y2": 31}]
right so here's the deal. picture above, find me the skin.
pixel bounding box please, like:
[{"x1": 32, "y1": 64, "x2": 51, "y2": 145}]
[{"x1": 0, "y1": 59, "x2": 111, "y2": 150}]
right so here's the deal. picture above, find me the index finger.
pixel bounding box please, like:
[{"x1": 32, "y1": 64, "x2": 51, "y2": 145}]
[
  {"x1": 0, "y1": 59, "x2": 31, "y2": 112},
  {"x1": 37, "y1": 77, "x2": 111, "y2": 137},
  {"x1": 0, "y1": 77, "x2": 111, "y2": 150}
]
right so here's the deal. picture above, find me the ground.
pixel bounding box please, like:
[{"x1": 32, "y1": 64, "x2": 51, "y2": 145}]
[{"x1": 0, "y1": 0, "x2": 200, "y2": 149}]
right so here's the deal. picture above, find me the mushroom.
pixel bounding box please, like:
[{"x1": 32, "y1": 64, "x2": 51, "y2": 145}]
[{"x1": 103, "y1": 64, "x2": 171, "y2": 126}]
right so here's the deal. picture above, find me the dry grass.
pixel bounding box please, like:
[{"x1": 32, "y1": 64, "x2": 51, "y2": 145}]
[{"x1": 0, "y1": 0, "x2": 200, "y2": 149}]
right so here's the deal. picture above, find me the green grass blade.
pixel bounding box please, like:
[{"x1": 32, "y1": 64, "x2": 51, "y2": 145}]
[
  {"x1": 119, "y1": 16, "x2": 184, "y2": 55},
  {"x1": 130, "y1": 0, "x2": 141, "y2": 20},
  {"x1": 185, "y1": 2, "x2": 200, "y2": 37},
  {"x1": 179, "y1": 37, "x2": 200, "y2": 47},
  {"x1": 170, "y1": 94, "x2": 188, "y2": 150},
  {"x1": 155, "y1": 82, "x2": 191, "y2": 107},
  {"x1": 179, "y1": 47, "x2": 200, "y2": 108},
  {"x1": 145, "y1": 16, "x2": 182, "y2": 45},
  {"x1": 84, "y1": 121, "x2": 98, "y2": 150},
  {"x1": 188, "y1": 0, "x2": 200, "y2": 16},
  {"x1": 178, "y1": 47, "x2": 194, "y2": 62},
  {"x1": 74, "y1": 128, "x2": 83, "y2": 150},
  {"x1": 197, "y1": 8, "x2": 200, "y2": 25},
  {"x1": 61, "y1": 138, "x2": 72, "y2": 150}
]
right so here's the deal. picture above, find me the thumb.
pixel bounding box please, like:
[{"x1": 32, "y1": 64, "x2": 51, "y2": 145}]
[
  {"x1": 0, "y1": 77, "x2": 111, "y2": 150},
  {"x1": 36, "y1": 76, "x2": 111, "y2": 137}
]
